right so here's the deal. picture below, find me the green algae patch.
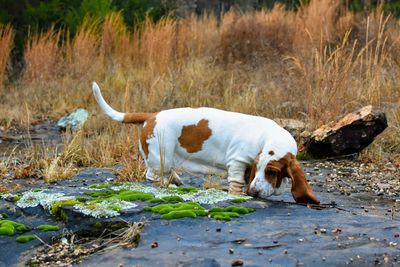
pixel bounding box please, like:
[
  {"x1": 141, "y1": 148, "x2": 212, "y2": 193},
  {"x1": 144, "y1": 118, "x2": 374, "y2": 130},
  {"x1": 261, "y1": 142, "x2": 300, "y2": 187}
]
[
  {"x1": 145, "y1": 202, "x2": 207, "y2": 220},
  {"x1": 230, "y1": 198, "x2": 248, "y2": 203},
  {"x1": 161, "y1": 195, "x2": 184, "y2": 202},
  {"x1": 0, "y1": 220, "x2": 31, "y2": 234},
  {"x1": 169, "y1": 186, "x2": 199, "y2": 194},
  {"x1": 148, "y1": 198, "x2": 166, "y2": 203},
  {"x1": 0, "y1": 225, "x2": 14, "y2": 235},
  {"x1": 16, "y1": 235, "x2": 36, "y2": 243},
  {"x1": 51, "y1": 199, "x2": 81, "y2": 215},
  {"x1": 160, "y1": 210, "x2": 197, "y2": 220},
  {"x1": 50, "y1": 199, "x2": 82, "y2": 221},
  {"x1": 89, "y1": 183, "x2": 111, "y2": 189},
  {"x1": 36, "y1": 225, "x2": 59, "y2": 231},
  {"x1": 4, "y1": 194, "x2": 22, "y2": 202},
  {"x1": 209, "y1": 211, "x2": 240, "y2": 221},
  {"x1": 114, "y1": 190, "x2": 154, "y2": 202},
  {"x1": 32, "y1": 188, "x2": 42, "y2": 192},
  {"x1": 84, "y1": 190, "x2": 117, "y2": 198},
  {"x1": 225, "y1": 206, "x2": 255, "y2": 214},
  {"x1": 209, "y1": 206, "x2": 255, "y2": 221},
  {"x1": 75, "y1": 196, "x2": 90, "y2": 203}
]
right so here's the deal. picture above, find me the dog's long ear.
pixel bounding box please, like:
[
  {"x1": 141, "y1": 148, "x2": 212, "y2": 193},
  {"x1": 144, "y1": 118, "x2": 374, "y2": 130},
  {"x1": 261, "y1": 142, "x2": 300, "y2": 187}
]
[
  {"x1": 285, "y1": 154, "x2": 320, "y2": 204},
  {"x1": 265, "y1": 162, "x2": 281, "y2": 188},
  {"x1": 246, "y1": 152, "x2": 261, "y2": 195}
]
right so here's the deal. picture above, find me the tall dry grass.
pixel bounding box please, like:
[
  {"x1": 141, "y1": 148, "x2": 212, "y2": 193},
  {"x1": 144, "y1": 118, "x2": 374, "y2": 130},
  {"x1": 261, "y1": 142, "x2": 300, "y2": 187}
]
[
  {"x1": 0, "y1": 0, "x2": 399, "y2": 180},
  {"x1": 0, "y1": 24, "x2": 13, "y2": 87}
]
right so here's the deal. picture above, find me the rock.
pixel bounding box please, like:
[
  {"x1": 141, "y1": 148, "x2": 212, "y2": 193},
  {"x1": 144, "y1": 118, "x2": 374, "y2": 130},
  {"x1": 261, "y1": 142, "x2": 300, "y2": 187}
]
[
  {"x1": 57, "y1": 109, "x2": 89, "y2": 130},
  {"x1": 274, "y1": 118, "x2": 306, "y2": 140},
  {"x1": 303, "y1": 106, "x2": 387, "y2": 158},
  {"x1": 231, "y1": 259, "x2": 244, "y2": 266}
]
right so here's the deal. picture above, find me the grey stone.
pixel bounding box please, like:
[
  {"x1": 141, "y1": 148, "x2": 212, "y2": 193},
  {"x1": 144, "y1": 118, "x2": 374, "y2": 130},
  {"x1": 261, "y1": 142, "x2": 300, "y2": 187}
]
[
  {"x1": 274, "y1": 118, "x2": 306, "y2": 140},
  {"x1": 57, "y1": 109, "x2": 89, "y2": 130}
]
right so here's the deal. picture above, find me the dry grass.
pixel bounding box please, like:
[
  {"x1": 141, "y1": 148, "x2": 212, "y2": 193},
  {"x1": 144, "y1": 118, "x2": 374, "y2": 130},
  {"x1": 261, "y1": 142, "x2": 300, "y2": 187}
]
[
  {"x1": 0, "y1": 24, "x2": 13, "y2": 87},
  {"x1": 0, "y1": 0, "x2": 399, "y2": 183}
]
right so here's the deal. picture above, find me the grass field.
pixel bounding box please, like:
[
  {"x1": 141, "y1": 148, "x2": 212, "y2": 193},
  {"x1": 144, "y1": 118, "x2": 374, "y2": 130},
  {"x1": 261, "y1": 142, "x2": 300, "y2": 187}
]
[{"x1": 0, "y1": 0, "x2": 399, "y2": 186}]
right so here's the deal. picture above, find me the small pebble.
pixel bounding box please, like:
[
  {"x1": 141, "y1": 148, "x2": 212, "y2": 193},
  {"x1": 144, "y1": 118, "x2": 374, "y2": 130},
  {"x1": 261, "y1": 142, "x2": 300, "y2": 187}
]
[
  {"x1": 151, "y1": 241, "x2": 158, "y2": 248},
  {"x1": 284, "y1": 250, "x2": 288, "y2": 254},
  {"x1": 216, "y1": 228, "x2": 221, "y2": 232},
  {"x1": 320, "y1": 228, "x2": 327, "y2": 234},
  {"x1": 231, "y1": 259, "x2": 244, "y2": 266},
  {"x1": 229, "y1": 248, "x2": 234, "y2": 254}
]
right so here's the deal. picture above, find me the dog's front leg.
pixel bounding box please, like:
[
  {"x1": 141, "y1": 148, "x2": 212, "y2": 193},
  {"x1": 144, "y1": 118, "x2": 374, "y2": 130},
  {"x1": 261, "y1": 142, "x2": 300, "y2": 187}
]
[{"x1": 227, "y1": 163, "x2": 246, "y2": 195}]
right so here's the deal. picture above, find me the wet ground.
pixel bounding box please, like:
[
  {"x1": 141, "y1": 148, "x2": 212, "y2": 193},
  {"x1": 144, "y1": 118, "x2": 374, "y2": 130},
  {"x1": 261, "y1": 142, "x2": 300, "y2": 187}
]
[
  {"x1": 0, "y1": 165, "x2": 399, "y2": 267},
  {"x1": 0, "y1": 123, "x2": 399, "y2": 266}
]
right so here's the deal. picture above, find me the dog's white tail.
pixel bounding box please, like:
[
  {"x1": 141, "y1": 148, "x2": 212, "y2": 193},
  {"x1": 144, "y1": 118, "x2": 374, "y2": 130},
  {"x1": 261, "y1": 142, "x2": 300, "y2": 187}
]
[{"x1": 92, "y1": 81, "x2": 154, "y2": 124}]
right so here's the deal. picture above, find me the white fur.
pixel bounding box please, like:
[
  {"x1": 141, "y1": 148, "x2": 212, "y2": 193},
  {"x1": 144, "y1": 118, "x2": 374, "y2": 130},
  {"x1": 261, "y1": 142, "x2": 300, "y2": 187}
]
[
  {"x1": 92, "y1": 82, "x2": 125, "y2": 122},
  {"x1": 143, "y1": 108, "x2": 297, "y2": 197}
]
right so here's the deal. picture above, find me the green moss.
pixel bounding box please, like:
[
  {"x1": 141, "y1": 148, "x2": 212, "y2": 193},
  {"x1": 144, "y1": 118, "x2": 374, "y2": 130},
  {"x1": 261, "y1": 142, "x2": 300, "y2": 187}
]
[
  {"x1": 75, "y1": 196, "x2": 90, "y2": 203},
  {"x1": 0, "y1": 226, "x2": 14, "y2": 235},
  {"x1": 209, "y1": 211, "x2": 240, "y2": 221},
  {"x1": 84, "y1": 190, "x2": 117, "y2": 198},
  {"x1": 160, "y1": 210, "x2": 197, "y2": 220},
  {"x1": 50, "y1": 199, "x2": 80, "y2": 221},
  {"x1": 208, "y1": 206, "x2": 255, "y2": 221},
  {"x1": 16, "y1": 235, "x2": 36, "y2": 243},
  {"x1": 108, "y1": 204, "x2": 122, "y2": 212},
  {"x1": 7, "y1": 194, "x2": 21, "y2": 202},
  {"x1": 193, "y1": 210, "x2": 208, "y2": 216},
  {"x1": 170, "y1": 186, "x2": 199, "y2": 194},
  {"x1": 114, "y1": 190, "x2": 154, "y2": 202},
  {"x1": 225, "y1": 206, "x2": 255, "y2": 214},
  {"x1": 230, "y1": 198, "x2": 248, "y2": 203},
  {"x1": 51, "y1": 199, "x2": 80, "y2": 215},
  {"x1": 146, "y1": 202, "x2": 207, "y2": 220},
  {"x1": 0, "y1": 213, "x2": 9, "y2": 219},
  {"x1": 0, "y1": 220, "x2": 30, "y2": 233},
  {"x1": 36, "y1": 225, "x2": 59, "y2": 231},
  {"x1": 146, "y1": 202, "x2": 204, "y2": 214},
  {"x1": 209, "y1": 207, "x2": 224, "y2": 212},
  {"x1": 161, "y1": 195, "x2": 184, "y2": 202},
  {"x1": 89, "y1": 183, "x2": 111, "y2": 189},
  {"x1": 32, "y1": 188, "x2": 42, "y2": 192},
  {"x1": 148, "y1": 198, "x2": 166, "y2": 203}
]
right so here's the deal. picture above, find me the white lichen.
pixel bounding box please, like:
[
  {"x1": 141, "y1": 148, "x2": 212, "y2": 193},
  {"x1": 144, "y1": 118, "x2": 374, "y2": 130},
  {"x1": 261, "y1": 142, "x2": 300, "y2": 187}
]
[
  {"x1": 111, "y1": 183, "x2": 251, "y2": 205},
  {"x1": 73, "y1": 200, "x2": 137, "y2": 219}
]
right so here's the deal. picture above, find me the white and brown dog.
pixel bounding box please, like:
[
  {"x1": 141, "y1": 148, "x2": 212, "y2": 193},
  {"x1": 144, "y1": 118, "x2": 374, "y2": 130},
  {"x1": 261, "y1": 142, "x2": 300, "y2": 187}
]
[{"x1": 92, "y1": 82, "x2": 319, "y2": 204}]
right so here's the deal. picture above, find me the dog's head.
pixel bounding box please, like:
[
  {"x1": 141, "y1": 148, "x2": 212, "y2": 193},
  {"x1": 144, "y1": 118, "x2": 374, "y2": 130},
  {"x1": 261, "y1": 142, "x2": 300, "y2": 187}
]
[{"x1": 247, "y1": 152, "x2": 320, "y2": 204}]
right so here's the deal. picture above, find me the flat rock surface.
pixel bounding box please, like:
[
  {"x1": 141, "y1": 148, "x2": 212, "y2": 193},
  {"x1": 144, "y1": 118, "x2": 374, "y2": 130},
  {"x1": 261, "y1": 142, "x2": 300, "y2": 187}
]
[{"x1": 0, "y1": 164, "x2": 399, "y2": 267}]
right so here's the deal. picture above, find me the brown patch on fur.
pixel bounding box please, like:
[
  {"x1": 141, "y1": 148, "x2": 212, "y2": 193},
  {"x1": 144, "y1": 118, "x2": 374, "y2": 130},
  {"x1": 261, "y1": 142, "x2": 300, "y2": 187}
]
[
  {"x1": 124, "y1": 112, "x2": 156, "y2": 124},
  {"x1": 246, "y1": 151, "x2": 262, "y2": 195},
  {"x1": 178, "y1": 119, "x2": 212, "y2": 153},
  {"x1": 268, "y1": 150, "x2": 274, "y2": 155},
  {"x1": 266, "y1": 153, "x2": 319, "y2": 204},
  {"x1": 140, "y1": 114, "x2": 157, "y2": 158}
]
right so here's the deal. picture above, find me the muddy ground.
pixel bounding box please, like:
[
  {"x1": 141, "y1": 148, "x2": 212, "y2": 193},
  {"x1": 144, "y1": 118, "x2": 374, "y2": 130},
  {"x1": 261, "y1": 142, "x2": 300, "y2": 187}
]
[{"x1": 0, "y1": 124, "x2": 399, "y2": 267}]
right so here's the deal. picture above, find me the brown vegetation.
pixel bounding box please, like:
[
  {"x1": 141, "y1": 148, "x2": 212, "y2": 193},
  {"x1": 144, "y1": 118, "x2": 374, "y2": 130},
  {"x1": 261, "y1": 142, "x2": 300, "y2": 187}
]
[{"x1": 0, "y1": 0, "x2": 399, "y2": 184}]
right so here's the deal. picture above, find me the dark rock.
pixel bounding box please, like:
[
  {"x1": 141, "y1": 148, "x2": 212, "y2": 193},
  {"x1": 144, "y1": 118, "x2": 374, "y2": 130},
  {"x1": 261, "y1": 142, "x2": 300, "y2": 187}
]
[{"x1": 303, "y1": 105, "x2": 387, "y2": 158}]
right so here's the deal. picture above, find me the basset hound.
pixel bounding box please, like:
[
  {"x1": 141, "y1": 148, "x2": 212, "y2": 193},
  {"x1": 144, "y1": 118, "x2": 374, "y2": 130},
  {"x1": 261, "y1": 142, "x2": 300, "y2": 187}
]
[{"x1": 92, "y1": 82, "x2": 319, "y2": 204}]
